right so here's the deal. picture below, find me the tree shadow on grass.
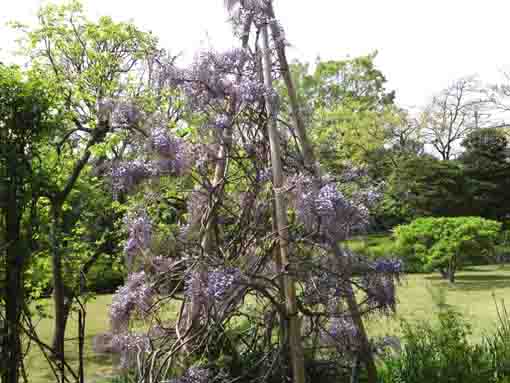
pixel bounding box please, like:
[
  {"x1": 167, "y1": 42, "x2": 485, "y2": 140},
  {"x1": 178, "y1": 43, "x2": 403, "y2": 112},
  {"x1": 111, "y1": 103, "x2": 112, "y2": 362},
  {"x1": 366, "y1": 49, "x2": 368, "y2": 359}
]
[{"x1": 425, "y1": 274, "x2": 510, "y2": 291}]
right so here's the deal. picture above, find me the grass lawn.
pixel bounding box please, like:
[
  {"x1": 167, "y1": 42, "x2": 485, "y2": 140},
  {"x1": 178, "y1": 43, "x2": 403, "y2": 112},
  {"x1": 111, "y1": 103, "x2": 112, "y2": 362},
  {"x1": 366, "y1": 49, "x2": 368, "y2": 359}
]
[
  {"x1": 366, "y1": 264, "x2": 510, "y2": 341},
  {"x1": 24, "y1": 294, "x2": 116, "y2": 383},
  {"x1": 25, "y1": 264, "x2": 510, "y2": 382}
]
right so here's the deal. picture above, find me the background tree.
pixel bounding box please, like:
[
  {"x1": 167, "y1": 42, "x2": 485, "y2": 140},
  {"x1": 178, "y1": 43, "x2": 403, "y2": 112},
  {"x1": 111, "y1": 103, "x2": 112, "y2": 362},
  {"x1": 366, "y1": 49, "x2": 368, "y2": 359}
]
[
  {"x1": 379, "y1": 155, "x2": 465, "y2": 221},
  {"x1": 394, "y1": 217, "x2": 501, "y2": 282},
  {"x1": 459, "y1": 128, "x2": 510, "y2": 222},
  {"x1": 421, "y1": 76, "x2": 489, "y2": 160},
  {"x1": 283, "y1": 54, "x2": 398, "y2": 173}
]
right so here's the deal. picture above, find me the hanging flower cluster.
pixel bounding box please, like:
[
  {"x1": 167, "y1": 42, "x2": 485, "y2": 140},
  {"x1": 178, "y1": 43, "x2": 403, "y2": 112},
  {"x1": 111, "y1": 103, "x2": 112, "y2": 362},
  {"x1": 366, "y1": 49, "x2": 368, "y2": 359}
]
[
  {"x1": 288, "y1": 174, "x2": 373, "y2": 241},
  {"x1": 111, "y1": 332, "x2": 151, "y2": 369},
  {"x1": 149, "y1": 126, "x2": 195, "y2": 176},
  {"x1": 361, "y1": 273, "x2": 397, "y2": 314},
  {"x1": 166, "y1": 367, "x2": 210, "y2": 383},
  {"x1": 110, "y1": 159, "x2": 155, "y2": 197},
  {"x1": 123, "y1": 210, "x2": 152, "y2": 256},
  {"x1": 324, "y1": 317, "x2": 360, "y2": 352},
  {"x1": 207, "y1": 267, "x2": 244, "y2": 300},
  {"x1": 110, "y1": 271, "x2": 154, "y2": 331},
  {"x1": 184, "y1": 267, "x2": 243, "y2": 305}
]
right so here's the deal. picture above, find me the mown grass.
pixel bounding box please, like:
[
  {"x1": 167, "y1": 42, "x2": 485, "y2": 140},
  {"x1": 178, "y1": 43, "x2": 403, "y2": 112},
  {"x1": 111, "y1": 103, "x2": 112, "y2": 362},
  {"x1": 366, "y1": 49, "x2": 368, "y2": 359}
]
[
  {"x1": 25, "y1": 263, "x2": 510, "y2": 382},
  {"x1": 24, "y1": 294, "x2": 116, "y2": 383},
  {"x1": 366, "y1": 264, "x2": 510, "y2": 341}
]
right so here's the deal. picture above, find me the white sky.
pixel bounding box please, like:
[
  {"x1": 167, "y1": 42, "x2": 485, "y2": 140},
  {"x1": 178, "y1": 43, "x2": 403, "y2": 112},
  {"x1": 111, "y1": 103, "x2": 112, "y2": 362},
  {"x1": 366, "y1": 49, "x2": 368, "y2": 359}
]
[{"x1": 1, "y1": 0, "x2": 510, "y2": 108}]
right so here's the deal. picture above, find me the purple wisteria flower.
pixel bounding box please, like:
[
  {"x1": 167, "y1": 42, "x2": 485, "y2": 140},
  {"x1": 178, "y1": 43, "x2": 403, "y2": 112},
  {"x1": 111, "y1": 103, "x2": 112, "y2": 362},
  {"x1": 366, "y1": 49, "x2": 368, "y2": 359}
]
[
  {"x1": 110, "y1": 159, "x2": 154, "y2": 197},
  {"x1": 352, "y1": 185, "x2": 384, "y2": 209},
  {"x1": 256, "y1": 167, "x2": 272, "y2": 183},
  {"x1": 207, "y1": 268, "x2": 243, "y2": 300},
  {"x1": 213, "y1": 114, "x2": 230, "y2": 130},
  {"x1": 168, "y1": 49, "x2": 249, "y2": 112},
  {"x1": 149, "y1": 127, "x2": 195, "y2": 176},
  {"x1": 110, "y1": 271, "x2": 154, "y2": 331},
  {"x1": 184, "y1": 271, "x2": 208, "y2": 306},
  {"x1": 339, "y1": 162, "x2": 368, "y2": 182},
  {"x1": 362, "y1": 273, "x2": 397, "y2": 314},
  {"x1": 167, "y1": 367, "x2": 210, "y2": 383},
  {"x1": 235, "y1": 78, "x2": 267, "y2": 104},
  {"x1": 289, "y1": 175, "x2": 371, "y2": 241},
  {"x1": 111, "y1": 100, "x2": 143, "y2": 128},
  {"x1": 111, "y1": 332, "x2": 151, "y2": 369},
  {"x1": 372, "y1": 259, "x2": 403, "y2": 275},
  {"x1": 184, "y1": 268, "x2": 243, "y2": 303},
  {"x1": 322, "y1": 317, "x2": 360, "y2": 352},
  {"x1": 316, "y1": 183, "x2": 371, "y2": 240},
  {"x1": 123, "y1": 211, "x2": 152, "y2": 256}
]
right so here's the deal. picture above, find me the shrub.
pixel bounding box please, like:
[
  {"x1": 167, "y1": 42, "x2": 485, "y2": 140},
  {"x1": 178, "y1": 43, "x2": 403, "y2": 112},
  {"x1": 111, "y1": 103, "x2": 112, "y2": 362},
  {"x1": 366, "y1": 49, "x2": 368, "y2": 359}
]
[
  {"x1": 380, "y1": 308, "x2": 493, "y2": 383},
  {"x1": 394, "y1": 217, "x2": 501, "y2": 281},
  {"x1": 483, "y1": 299, "x2": 510, "y2": 381},
  {"x1": 346, "y1": 234, "x2": 396, "y2": 260}
]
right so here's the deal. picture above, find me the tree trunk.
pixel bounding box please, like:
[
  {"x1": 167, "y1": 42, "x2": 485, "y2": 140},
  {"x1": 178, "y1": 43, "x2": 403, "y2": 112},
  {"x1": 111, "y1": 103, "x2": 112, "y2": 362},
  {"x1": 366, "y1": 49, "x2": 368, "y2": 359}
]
[
  {"x1": 3, "y1": 150, "x2": 25, "y2": 383},
  {"x1": 261, "y1": 23, "x2": 306, "y2": 383},
  {"x1": 50, "y1": 202, "x2": 66, "y2": 381},
  {"x1": 448, "y1": 266, "x2": 455, "y2": 284},
  {"x1": 350, "y1": 354, "x2": 361, "y2": 383}
]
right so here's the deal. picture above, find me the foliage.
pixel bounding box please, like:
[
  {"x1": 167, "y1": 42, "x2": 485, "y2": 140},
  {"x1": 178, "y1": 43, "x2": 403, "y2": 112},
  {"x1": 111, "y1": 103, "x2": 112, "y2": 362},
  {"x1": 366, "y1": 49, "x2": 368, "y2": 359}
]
[
  {"x1": 380, "y1": 307, "x2": 494, "y2": 383},
  {"x1": 0, "y1": 62, "x2": 61, "y2": 382},
  {"x1": 394, "y1": 217, "x2": 501, "y2": 279},
  {"x1": 281, "y1": 53, "x2": 399, "y2": 172},
  {"x1": 346, "y1": 234, "x2": 396, "y2": 262},
  {"x1": 461, "y1": 128, "x2": 509, "y2": 164},
  {"x1": 483, "y1": 299, "x2": 510, "y2": 380},
  {"x1": 389, "y1": 156, "x2": 466, "y2": 217},
  {"x1": 3, "y1": 1, "x2": 160, "y2": 379},
  {"x1": 460, "y1": 128, "x2": 510, "y2": 222},
  {"x1": 378, "y1": 138, "x2": 510, "y2": 224}
]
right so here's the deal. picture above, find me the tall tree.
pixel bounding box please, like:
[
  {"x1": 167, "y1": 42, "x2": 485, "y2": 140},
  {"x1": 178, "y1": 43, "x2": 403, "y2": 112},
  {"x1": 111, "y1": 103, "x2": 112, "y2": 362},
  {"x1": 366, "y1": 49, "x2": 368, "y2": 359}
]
[
  {"x1": 0, "y1": 64, "x2": 56, "y2": 383},
  {"x1": 282, "y1": 54, "x2": 399, "y2": 172},
  {"x1": 13, "y1": 1, "x2": 157, "y2": 377}
]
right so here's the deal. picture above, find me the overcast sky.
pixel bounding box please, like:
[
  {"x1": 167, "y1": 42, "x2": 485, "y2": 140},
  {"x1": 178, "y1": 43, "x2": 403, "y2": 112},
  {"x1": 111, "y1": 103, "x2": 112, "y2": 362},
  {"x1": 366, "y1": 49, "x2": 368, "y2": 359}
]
[{"x1": 1, "y1": 0, "x2": 510, "y2": 107}]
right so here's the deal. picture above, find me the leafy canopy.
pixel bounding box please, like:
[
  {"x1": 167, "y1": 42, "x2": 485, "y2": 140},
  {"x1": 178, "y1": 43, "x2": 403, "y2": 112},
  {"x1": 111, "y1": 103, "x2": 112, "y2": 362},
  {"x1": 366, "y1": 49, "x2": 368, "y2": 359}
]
[{"x1": 394, "y1": 216, "x2": 501, "y2": 274}]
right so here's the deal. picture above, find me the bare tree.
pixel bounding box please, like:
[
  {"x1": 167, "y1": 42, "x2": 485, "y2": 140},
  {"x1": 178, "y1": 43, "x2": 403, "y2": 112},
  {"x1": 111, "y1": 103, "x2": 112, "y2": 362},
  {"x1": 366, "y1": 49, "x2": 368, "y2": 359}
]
[
  {"x1": 484, "y1": 71, "x2": 510, "y2": 134},
  {"x1": 422, "y1": 76, "x2": 489, "y2": 160},
  {"x1": 386, "y1": 108, "x2": 425, "y2": 154}
]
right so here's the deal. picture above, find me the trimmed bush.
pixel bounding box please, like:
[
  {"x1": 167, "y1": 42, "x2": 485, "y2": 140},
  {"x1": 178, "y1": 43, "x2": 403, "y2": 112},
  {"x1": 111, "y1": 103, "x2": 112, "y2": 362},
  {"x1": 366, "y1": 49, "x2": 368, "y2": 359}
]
[{"x1": 394, "y1": 217, "x2": 501, "y2": 281}]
